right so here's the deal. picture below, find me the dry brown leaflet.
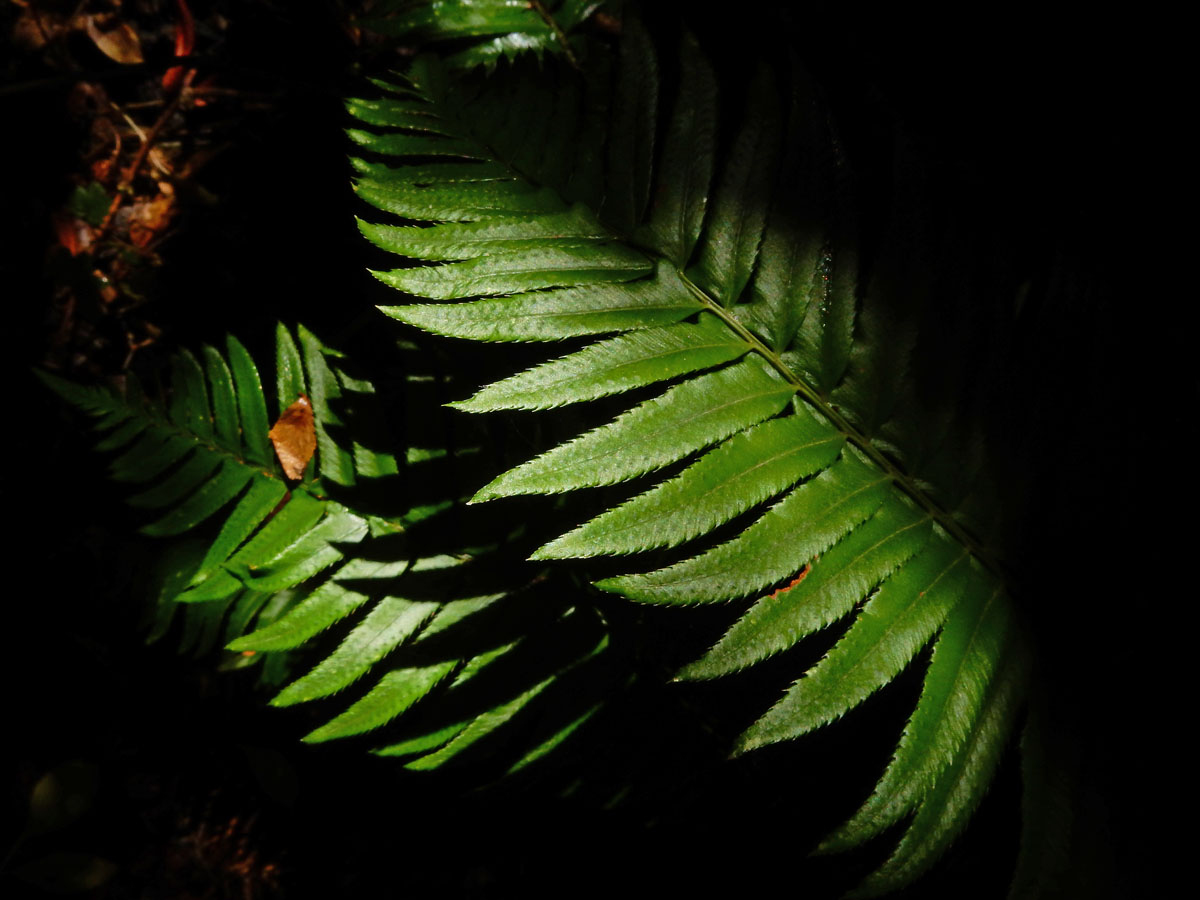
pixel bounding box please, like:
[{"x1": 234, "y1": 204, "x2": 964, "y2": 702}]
[{"x1": 268, "y1": 394, "x2": 316, "y2": 480}]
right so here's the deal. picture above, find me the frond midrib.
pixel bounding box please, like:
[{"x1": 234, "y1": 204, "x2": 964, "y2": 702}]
[
  {"x1": 131, "y1": 402, "x2": 283, "y2": 484},
  {"x1": 675, "y1": 266, "x2": 1007, "y2": 583}
]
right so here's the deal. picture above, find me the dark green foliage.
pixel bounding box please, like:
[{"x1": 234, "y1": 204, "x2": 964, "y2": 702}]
[
  {"x1": 352, "y1": 10, "x2": 1032, "y2": 896},
  {"x1": 38, "y1": 3, "x2": 1086, "y2": 896},
  {"x1": 43, "y1": 325, "x2": 615, "y2": 773}
]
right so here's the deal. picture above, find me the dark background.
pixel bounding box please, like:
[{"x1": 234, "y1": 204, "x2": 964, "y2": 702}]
[{"x1": 4, "y1": 2, "x2": 1174, "y2": 897}]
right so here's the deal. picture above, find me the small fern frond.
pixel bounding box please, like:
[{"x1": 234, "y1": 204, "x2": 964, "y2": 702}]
[
  {"x1": 359, "y1": 0, "x2": 606, "y2": 71},
  {"x1": 357, "y1": 19, "x2": 1028, "y2": 894},
  {"x1": 44, "y1": 325, "x2": 615, "y2": 773}
]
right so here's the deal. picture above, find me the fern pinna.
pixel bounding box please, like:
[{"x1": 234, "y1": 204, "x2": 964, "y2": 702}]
[
  {"x1": 42, "y1": 325, "x2": 615, "y2": 773},
  {"x1": 353, "y1": 15, "x2": 1030, "y2": 898}
]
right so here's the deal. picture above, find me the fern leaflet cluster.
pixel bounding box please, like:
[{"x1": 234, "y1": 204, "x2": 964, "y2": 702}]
[{"x1": 43, "y1": 325, "x2": 614, "y2": 774}]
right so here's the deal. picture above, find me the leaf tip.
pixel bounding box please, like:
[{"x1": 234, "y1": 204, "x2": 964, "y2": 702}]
[
  {"x1": 591, "y1": 576, "x2": 628, "y2": 596},
  {"x1": 530, "y1": 533, "x2": 575, "y2": 560},
  {"x1": 731, "y1": 722, "x2": 780, "y2": 758},
  {"x1": 268, "y1": 687, "x2": 303, "y2": 709},
  {"x1": 729, "y1": 735, "x2": 756, "y2": 758}
]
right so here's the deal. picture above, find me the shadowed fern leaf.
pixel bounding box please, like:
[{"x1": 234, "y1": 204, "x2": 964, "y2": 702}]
[
  {"x1": 355, "y1": 19, "x2": 1030, "y2": 896},
  {"x1": 42, "y1": 325, "x2": 615, "y2": 773}
]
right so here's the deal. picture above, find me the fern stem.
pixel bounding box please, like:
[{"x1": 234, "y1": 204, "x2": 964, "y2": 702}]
[
  {"x1": 529, "y1": 0, "x2": 580, "y2": 71},
  {"x1": 676, "y1": 269, "x2": 1006, "y2": 582}
]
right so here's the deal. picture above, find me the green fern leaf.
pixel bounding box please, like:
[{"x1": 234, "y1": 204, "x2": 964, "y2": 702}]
[
  {"x1": 384, "y1": 260, "x2": 704, "y2": 341},
  {"x1": 736, "y1": 535, "x2": 971, "y2": 742},
  {"x1": 357, "y1": 25, "x2": 1029, "y2": 895},
  {"x1": 452, "y1": 313, "x2": 750, "y2": 412},
  {"x1": 636, "y1": 33, "x2": 715, "y2": 267},
  {"x1": 818, "y1": 575, "x2": 1018, "y2": 853},
  {"x1": 683, "y1": 495, "x2": 932, "y2": 684},
  {"x1": 689, "y1": 66, "x2": 779, "y2": 306},
  {"x1": 536, "y1": 408, "x2": 843, "y2": 558},
  {"x1": 600, "y1": 447, "x2": 890, "y2": 603},
  {"x1": 846, "y1": 637, "x2": 1030, "y2": 898},
  {"x1": 473, "y1": 356, "x2": 795, "y2": 499}
]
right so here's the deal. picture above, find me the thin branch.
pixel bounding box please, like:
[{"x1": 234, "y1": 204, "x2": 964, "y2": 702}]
[
  {"x1": 93, "y1": 81, "x2": 187, "y2": 240},
  {"x1": 677, "y1": 268, "x2": 1012, "y2": 588}
]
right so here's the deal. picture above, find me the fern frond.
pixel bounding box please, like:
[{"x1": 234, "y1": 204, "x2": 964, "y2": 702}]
[
  {"x1": 358, "y1": 23, "x2": 1029, "y2": 894},
  {"x1": 359, "y1": 0, "x2": 606, "y2": 70},
  {"x1": 44, "y1": 324, "x2": 615, "y2": 773}
]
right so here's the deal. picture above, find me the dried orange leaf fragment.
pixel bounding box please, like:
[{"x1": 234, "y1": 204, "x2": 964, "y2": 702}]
[
  {"x1": 268, "y1": 394, "x2": 316, "y2": 480},
  {"x1": 83, "y1": 15, "x2": 145, "y2": 65}
]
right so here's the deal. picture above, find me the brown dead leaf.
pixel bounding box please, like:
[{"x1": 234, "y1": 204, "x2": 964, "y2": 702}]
[
  {"x1": 268, "y1": 395, "x2": 316, "y2": 480},
  {"x1": 128, "y1": 188, "x2": 176, "y2": 248},
  {"x1": 83, "y1": 14, "x2": 144, "y2": 65},
  {"x1": 11, "y1": 6, "x2": 53, "y2": 51}
]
